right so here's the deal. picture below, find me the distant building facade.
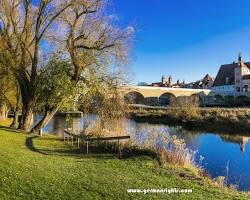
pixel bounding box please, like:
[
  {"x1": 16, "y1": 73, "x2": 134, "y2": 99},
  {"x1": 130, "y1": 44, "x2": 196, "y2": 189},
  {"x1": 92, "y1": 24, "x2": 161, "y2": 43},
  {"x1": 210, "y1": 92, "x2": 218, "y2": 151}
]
[
  {"x1": 212, "y1": 54, "x2": 250, "y2": 92},
  {"x1": 184, "y1": 74, "x2": 214, "y2": 89},
  {"x1": 151, "y1": 75, "x2": 187, "y2": 88},
  {"x1": 152, "y1": 75, "x2": 173, "y2": 87},
  {"x1": 151, "y1": 74, "x2": 213, "y2": 89},
  {"x1": 201, "y1": 74, "x2": 214, "y2": 89}
]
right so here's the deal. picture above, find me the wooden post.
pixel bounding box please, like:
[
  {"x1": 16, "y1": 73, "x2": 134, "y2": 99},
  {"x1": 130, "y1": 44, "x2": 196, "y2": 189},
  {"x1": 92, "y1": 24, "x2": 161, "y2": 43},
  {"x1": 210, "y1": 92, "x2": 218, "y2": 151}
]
[
  {"x1": 77, "y1": 138, "x2": 80, "y2": 148},
  {"x1": 67, "y1": 134, "x2": 69, "y2": 144},
  {"x1": 71, "y1": 136, "x2": 74, "y2": 146},
  {"x1": 39, "y1": 129, "x2": 43, "y2": 137},
  {"x1": 81, "y1": 138, "x2": 84, "y2": 152},
  {"x1": 86, "y1": 140, "x2": 89, "y2": 154},
  {"x1": 118, "y1": 139, "x2": 121, "y2": 158},
  {"x1": 63, "y1": 132, "x2": 65, "y2": 143}
]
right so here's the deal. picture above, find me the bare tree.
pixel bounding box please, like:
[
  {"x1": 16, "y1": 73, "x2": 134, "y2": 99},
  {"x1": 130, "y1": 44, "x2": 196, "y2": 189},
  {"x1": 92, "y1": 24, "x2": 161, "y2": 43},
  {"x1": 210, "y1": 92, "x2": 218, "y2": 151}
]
[
  {"x1": 30, "y1": 1, "x2": 132, "y2": 134},
  {"x1": 0, "y1": 0, "x2": 132, "y2": 133},
  {"x1": 0, "y1": 0, "x2": 77, "y2": 131}
]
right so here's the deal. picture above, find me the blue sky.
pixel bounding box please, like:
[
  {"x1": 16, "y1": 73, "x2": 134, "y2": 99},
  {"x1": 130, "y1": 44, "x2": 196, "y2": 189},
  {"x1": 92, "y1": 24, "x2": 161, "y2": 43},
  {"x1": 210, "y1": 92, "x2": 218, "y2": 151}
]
[{"x1": 112, "y1": 0, "x2": 250, "y2": 84}]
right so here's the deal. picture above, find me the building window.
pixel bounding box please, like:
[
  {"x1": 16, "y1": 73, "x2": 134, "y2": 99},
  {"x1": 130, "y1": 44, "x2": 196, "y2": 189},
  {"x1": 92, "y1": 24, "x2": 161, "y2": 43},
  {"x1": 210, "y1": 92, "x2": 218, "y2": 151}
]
[{"x1": 243, "y1": 85, "x2": 248, "y2": 92}]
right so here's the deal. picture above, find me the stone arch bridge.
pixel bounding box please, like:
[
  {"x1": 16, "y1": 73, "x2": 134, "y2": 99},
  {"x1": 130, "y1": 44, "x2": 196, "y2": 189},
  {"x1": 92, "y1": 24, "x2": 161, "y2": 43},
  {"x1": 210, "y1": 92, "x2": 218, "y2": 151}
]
[
  {"x1": 210, "y1": 91, "x2": 250, "y2": 106},
  {"x1": 121, "y1": 86, "x2": 211, "y2": 106},
  {"x1": 121, "y1": 86, "x2": 250, "y2": 106}
]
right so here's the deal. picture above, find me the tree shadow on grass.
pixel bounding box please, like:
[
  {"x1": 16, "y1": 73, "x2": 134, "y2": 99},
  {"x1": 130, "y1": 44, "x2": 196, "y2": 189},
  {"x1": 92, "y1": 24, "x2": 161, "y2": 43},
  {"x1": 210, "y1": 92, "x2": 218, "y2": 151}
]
[
  {"x1": 0, "y1": 126, "x2": 21, "y2": 134},
  {"x1": 25, "y1": 135, "x2": 80, "y2": 156},
  {"x1": 24, "y1": 136, "x2": 100, "y2": 158},
  {"x1": 24, "y1": 136, "x2": 156, "y2": 161},
  {"x1": 0, "y1": 125, "x2": 153, "y2": 161},
  {"x1": 25, "y1": 136, "x2": 49, "y2": 155}
]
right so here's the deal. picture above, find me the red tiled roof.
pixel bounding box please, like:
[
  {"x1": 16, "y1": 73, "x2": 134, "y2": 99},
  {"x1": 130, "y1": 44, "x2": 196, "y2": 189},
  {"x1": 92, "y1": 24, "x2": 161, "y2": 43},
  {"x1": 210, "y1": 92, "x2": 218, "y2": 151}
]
[
  {"x1": 213, "y1": 63, "x2": 236, "y2": 86},
  {"x1": 213, "y1": 62, "x2": 250, "y2": 86}
]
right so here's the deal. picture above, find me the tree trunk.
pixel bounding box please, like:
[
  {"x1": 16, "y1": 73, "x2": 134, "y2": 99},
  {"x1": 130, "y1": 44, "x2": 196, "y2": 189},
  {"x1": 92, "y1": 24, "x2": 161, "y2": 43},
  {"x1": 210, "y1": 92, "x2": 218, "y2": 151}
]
[
  {"x1": 22, "y1": 109, "x2": 33, "y2": 132},
  {"x1": 11, "y1": 88, "x2": 22, "y2": 128},
  {"x1": 6, "y1": 108, "x2": 10, "y2": 120},
  {"x1": 30, "y1": 107, "x2": 58, "y2": 135},
  {"x1": 0, "y1": 102, "x2": 8, "y2": 121},
  {"x1": 18, "y1": 106, "x2": 26, "y2": 129},
  {"x1": 19, "y1": 100, "x2": 34, "y2": 132},
  {"x1": 11, "y1": 108, "x2": 20, "y2": 128}
]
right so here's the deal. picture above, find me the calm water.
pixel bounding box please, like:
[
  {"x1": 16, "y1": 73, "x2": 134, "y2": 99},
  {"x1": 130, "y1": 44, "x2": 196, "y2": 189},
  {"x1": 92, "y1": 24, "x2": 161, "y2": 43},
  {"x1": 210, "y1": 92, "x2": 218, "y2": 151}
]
[{"x1": 34, "y1": 115, "x2": 250, "y2": 191}]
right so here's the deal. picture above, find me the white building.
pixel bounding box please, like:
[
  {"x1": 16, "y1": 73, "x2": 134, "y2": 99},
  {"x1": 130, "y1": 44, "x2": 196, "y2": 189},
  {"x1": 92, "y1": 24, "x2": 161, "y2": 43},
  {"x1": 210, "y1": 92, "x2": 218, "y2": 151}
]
[{"x1": 212, "y1": 54, "x2": 250, "y2": 92}]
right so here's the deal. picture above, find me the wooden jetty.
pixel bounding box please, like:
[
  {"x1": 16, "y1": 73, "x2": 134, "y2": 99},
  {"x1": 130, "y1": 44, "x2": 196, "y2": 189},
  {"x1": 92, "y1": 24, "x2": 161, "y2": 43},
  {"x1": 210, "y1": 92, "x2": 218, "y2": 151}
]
[{"x1": 63, "y1": 130, "x2": 130, "y2": 157}]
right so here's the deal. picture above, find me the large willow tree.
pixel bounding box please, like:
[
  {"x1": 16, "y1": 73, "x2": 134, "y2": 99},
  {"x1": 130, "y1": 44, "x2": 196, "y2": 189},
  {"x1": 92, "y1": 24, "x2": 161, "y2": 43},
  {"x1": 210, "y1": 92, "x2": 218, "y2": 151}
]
[{"x1": 0, "y1": 0, "x2": 132, "y2": 133}]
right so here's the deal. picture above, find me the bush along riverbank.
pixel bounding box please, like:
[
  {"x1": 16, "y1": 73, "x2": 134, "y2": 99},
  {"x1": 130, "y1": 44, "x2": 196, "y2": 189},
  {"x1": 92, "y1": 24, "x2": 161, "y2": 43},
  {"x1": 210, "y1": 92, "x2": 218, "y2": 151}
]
[
  {"x1": 0, "y1": 119, "x2": 250, "y2": 199},
  {"x1": 128, "y1": 106, "x2": 250, "y2": 132}
]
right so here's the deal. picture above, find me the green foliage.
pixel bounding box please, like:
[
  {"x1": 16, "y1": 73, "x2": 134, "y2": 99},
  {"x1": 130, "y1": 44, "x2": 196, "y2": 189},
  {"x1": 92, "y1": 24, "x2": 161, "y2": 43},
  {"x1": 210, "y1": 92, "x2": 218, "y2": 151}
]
[
  {"x1": 79, "y1": 70, "x2": 126, "y2": 121},
  {"x1": 0, "y1": 73, "x2": 18, "y2": 108},
  {"x1": 36, "y1": 58, "x2": 76, "y2": 111}
]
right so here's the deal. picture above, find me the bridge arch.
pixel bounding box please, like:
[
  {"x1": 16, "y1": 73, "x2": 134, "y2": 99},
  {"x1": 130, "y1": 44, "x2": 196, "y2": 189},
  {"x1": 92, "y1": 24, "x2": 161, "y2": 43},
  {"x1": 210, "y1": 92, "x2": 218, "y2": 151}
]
[
  {"x1": 214, "y1": 94, "x2": 225, "y2": 104},
  {"x1": 124, "y1": 91, "x2": 145, "y2": 104},
  {"x1": 235, "y1": 95, "x2": 250, "y2": 106},
  {"x1": 159, "y1": 92, "x2": 176, "y2": 106},
  {"x1": 224, "y1": 95, "x2": 234, "y2": 105}
]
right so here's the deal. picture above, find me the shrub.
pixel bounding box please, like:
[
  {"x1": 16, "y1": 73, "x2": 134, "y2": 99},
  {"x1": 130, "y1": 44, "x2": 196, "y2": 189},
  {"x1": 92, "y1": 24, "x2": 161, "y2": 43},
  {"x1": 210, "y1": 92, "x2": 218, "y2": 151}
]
[
  {"x1": 84, "y1": 117, "x2": 127, "y2": 137},
  {"x1": 214, "y1": 176, "x2": 226, "y2": 187},
  {"x1": 157, "y1": 135, "x2": 196, "y2": 167},
  {"x1": 131, "y1": 128, "x2": 197, "y2": 168},
  {"x1": 170, "y1": 96, "x2": 201, "y2": 121}
]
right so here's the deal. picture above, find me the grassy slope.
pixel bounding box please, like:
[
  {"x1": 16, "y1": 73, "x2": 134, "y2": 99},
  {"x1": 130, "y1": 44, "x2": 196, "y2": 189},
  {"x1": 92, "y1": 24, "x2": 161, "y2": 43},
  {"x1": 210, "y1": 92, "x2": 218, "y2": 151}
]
[{"x1": 0, "y1": 121, "x2": 249, "y2": 200}]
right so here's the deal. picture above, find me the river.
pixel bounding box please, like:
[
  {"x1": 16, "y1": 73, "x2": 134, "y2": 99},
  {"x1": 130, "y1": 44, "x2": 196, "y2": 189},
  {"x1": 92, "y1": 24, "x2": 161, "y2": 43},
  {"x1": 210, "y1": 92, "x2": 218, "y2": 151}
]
[{"x1": 34, "y1": 115, "x2": 250, "y2": 191}]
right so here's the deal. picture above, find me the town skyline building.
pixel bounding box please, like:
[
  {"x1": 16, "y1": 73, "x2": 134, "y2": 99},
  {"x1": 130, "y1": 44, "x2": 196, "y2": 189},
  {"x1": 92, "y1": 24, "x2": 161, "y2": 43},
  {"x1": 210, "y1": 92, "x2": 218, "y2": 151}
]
[{"x1": 212, "y1": 53, "x2": 250, "y2": 92}]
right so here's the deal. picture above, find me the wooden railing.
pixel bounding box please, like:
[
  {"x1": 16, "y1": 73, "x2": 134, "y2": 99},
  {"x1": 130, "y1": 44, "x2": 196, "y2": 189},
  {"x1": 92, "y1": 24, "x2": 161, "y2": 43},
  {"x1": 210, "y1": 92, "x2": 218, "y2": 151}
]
[{"x1": 63, "y1": 130, "x2": 130, "y2": 156}]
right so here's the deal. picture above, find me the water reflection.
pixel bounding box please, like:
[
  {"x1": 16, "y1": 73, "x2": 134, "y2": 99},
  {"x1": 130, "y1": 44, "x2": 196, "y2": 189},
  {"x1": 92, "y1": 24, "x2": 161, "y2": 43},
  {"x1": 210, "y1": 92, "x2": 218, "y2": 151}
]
[
  {"x1": 34, "y1": 115, "x2": 250, "y2": 191},
  {"x1": 220, "y1": 135, "x2": 249, "y2": 152}
]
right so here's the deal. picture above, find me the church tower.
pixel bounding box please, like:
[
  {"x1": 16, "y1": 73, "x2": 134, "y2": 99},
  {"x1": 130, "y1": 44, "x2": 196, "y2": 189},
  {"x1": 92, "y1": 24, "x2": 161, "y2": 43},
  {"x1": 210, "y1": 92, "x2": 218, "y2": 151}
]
[
  {"x1": 168, "y1": 75, "x2": 172, "y2": 86},
  {"x1": 235, "y1": 53, "x2": 250, "y2": 92},
  {"x1": 238, "y1": 52, "x2": 242, "y2": 63},
  {"x1": 161, "y1": 75, "x2": 166, "y2": 84},
  {"x1": 235, "y1": 53, "x2": 244, "y2": 92}
]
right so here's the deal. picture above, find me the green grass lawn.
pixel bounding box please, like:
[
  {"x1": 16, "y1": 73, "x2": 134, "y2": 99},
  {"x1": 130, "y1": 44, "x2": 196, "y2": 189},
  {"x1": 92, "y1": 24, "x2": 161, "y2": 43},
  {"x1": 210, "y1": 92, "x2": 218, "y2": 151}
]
[{"x1": 0, "y1": 121, "x2": 249, "y2": 199}]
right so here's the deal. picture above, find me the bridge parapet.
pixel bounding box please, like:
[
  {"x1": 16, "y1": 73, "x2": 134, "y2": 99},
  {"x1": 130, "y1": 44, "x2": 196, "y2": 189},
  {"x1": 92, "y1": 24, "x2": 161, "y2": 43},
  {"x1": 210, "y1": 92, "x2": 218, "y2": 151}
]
[
  {"x1": 210, "y1": 91, "x2": 250, "y2": 98},
  {"x1": 121, "y1": 85, "x2": 211, "y2": 98}
]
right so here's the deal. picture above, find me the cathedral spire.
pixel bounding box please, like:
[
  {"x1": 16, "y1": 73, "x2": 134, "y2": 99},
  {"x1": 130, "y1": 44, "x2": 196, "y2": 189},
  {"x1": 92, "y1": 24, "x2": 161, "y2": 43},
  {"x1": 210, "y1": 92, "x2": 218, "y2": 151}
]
[
  {"x1": 238, "y1": 52, "x2": 242, "y2": 62},
  {"x1": 161, "y1": 75, "x2": 166, "y2": 84}
]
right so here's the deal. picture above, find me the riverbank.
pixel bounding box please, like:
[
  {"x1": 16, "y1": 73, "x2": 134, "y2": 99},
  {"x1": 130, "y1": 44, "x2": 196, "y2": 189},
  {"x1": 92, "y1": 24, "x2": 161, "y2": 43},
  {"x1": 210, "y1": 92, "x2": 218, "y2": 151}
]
[
  {"x1": 0, "y1": 120, "x2": 249, "y2": 199},
  {"x1": 128, "y1": 105, "x2": 250, "y2": 133}
]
